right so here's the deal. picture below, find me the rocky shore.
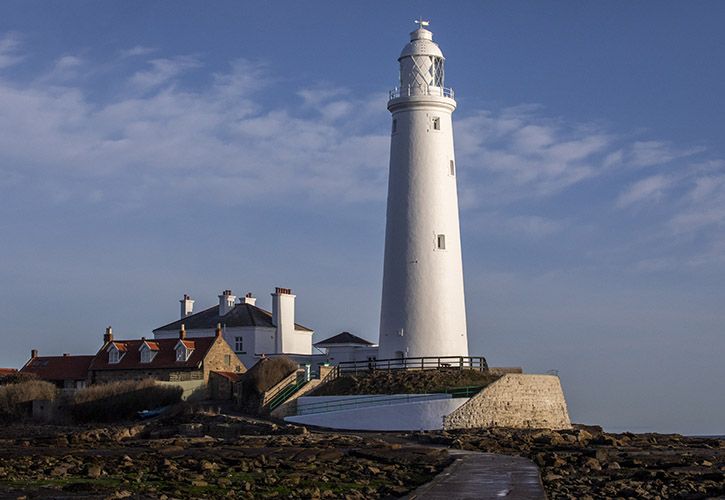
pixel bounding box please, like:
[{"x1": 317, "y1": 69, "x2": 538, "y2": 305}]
[
  {"x1": 411, "y1": 425, "x2": 724, "y2": 499},
  {"x1": 0, "y1": 410, "x2": 449, "y2": 499},
  {"x1": 1, "y1": 409, "x2": 722, "y2": 499}
]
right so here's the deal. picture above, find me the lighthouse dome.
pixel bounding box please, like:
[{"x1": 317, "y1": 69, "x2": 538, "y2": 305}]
[{"x1": 399, "y1": 28, "x2": 444, "y2": 60}]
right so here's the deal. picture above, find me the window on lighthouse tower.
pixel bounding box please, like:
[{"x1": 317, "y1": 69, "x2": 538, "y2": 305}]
[
  {"x1": 437, "y1": 234, "x2": 446, "y2": 250},
  {"x1": 432, "y1": 117, "x2": 440, "y2": 130}
]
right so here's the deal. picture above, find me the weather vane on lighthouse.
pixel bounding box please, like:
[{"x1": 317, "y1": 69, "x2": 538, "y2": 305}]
[{"x1": 414, "y1": 17, "x2": 430, "y2": 29}]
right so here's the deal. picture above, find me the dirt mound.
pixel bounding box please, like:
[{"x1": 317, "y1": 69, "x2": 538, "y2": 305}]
[
  {"x1": 237, "y1": 357, "x2": 298, "y2": 413},
  {"x1": 313, "y1": 368, "x2": 500, "y2": 396}
]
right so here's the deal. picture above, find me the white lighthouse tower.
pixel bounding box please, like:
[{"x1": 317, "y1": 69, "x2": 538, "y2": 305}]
[{"x1": 378, "y1": 21, "x2": 469, "y2": 360}]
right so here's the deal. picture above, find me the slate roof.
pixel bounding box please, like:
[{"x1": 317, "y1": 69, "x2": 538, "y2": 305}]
[
  {"x1": 21, "y1": 355, "x2": 94, "y2": 381},
  {"x1": 314, "y1": 331, "x2": 375, "y2": 347},
  {"x1": 89, "y1": 337, "x2": 217, "y2": 371},
  {"x1": 153, "y1": 303, "x2": 313, "y2": 333}
]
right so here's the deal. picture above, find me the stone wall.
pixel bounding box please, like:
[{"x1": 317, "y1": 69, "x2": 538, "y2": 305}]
[
  {"x1": 202, "y1": 337, "x2": 246, "y2": 381},
  {"x1": 92, "y1": 368, "x2": 203, "y2": 383},
  {"x1": 443, "y1": 374, "x2": 571, "y2": 431}
]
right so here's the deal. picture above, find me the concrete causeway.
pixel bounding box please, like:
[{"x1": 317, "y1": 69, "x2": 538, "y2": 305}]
[{"x1": 405, "y1": 450, "x2": 546, "y2": 499}]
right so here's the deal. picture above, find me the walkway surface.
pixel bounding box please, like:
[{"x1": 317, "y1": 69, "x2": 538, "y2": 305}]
[{"x1": 404, "y1": 450, "x2": 546, "y2": 500}]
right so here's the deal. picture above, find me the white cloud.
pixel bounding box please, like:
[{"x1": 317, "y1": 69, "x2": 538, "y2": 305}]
[
  {"x1": 119, "y1": 46, "x2": 157, "y2": 58},
  {"x1": 129, "y1": 56, "x2": 202, "y2": 91},
  {"x1": 616, "y1": 175, "x2": 672, "y2": 208},
  {"x1": 456, "y1": 108, "x2": 611, "y2": 201},
  {"x1": 0, "y1": 55, "x2": 390, "y2": 208},
  {"x1": 0, "y1": 32, "x2": 23, "y2": 69},
  {"x1": 627, "y1": 140, "x2": 704, "y2": 168}
]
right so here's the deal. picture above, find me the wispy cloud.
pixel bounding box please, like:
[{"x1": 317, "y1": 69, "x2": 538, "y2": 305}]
[
  {"x1": 616, "y1": 174, "x2": 672, "y2": 208},
  {"x1": 119, "y1": 45, "x2": 157, "y2": 58},
  {"x1": 1, "y1": 34, "x2": 723, "y2": 268},
  {"x1": 128, "y1": 56, "x2": 202, "y2": 91},
  {"x1": 0, "y1": 32, "x2": 23, "y2": 69},
  {"x1": 456, "y1": 108, "x2": 612, "y2": 201}
]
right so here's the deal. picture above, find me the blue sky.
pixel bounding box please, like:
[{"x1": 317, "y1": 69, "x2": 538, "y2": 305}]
[{"x1": 1, "y1": 1, "x2": 723, "y2": 434}]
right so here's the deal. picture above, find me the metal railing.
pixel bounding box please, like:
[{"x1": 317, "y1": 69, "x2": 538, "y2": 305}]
[
  {"x1": 318, "y1": 356, "x2": 487, "y2": 386},
  {"x1": 338, "y1": 356, "x2": 488, "y2": 375},
  {"x1": 268, "y1": 379, "x2": 307, "y2": 411},
  {"x1": 389, "y1": 85, "x2": 455, "y2": 100}
]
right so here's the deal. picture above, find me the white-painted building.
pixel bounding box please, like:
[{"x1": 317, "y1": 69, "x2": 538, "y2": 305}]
[
  {"x1": 379, "y1": 23, "x2": 469, "y2": 360},
  {"x1": 153, "y1": 288, "x2": 313, "y2": 368},
  {"x1": 313, "y1": 331, "x2": 378, "y2": 364}
]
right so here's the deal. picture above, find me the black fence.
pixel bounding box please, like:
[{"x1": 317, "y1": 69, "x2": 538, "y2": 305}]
[{"x1": 320, "y1": 356, "x2": 488, "y2": 385}]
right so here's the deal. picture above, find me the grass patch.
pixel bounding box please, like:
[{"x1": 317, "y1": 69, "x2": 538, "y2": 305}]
[
  {"x1": 313, "y1": 368, "x2": 501, "y2": 396},
  {"x1": 70, "y1": 379, "x2": 182, "y2": 422},
  {"x1": 0, "y1": 379, "x2": 57, "y2": 420}
]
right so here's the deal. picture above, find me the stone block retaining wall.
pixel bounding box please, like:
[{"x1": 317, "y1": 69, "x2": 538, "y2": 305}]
[{"x1": 444, "y1": 374, "x2": 571, "y2": 430}]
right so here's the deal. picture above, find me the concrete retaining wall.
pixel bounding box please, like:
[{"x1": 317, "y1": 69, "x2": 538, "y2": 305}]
[
  {"x1": 285, "y1": 394, "x2": 469, "y2": 431},
  {"x1": 444, "y1": 374, "x2": 571, "y2": 430},
  {"x1": 156, "y1": 379, "x2": 207, "y2": 402}
]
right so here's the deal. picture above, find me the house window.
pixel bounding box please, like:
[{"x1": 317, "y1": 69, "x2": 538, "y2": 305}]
[
  {"x1": 437, "y1": 234, "x2": 446, "y2": 250},
  {"x1": 450, "y1": 160, "x2": 455, "y2": 176},
  {"x1": 140, "y1": 348, "x2": 156, "y2": 364},
  {"x1": 432, "y1": 117, "x2": 440, "y2": 130},
  {"x1": 225, "y1": 354, "x2": 231, "y2": 366},
  {"x1": 109, "y1": 349, "x2": 120, "y2": 364},
  {"x1": 392, "y1": 119, "x2": 397, "y2": 134},
  {"x1": 176, "y1": 346, "x2": 189, "y2": 362},
  {"x1": 235, "y1": 336, "x2": 244, "y2": 353}
]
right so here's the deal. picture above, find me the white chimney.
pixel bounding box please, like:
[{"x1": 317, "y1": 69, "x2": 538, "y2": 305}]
[
  {"x1": 180, "y1": 294, "x2": 194, "y2": 318},
  {"x1": 218, "y1": 289, "x2": 236, "y2": 316},
  {"x1": 241, "y1": 292, "x2": 257, "y2": 306},
  {"x1": 271, "y1": 287, "x2": 295, "y2": 353}
]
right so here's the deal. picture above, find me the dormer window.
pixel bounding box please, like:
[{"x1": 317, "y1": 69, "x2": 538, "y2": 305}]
[
  {"x1": 139, "y1": 343, "x2": 158, "y2": 364},
  {"x1": 175, "y1": 341, "x2": 193, "y2": 362},
  {"x1": 107, "y1": 343, "x2": 126, "y2": 364}
]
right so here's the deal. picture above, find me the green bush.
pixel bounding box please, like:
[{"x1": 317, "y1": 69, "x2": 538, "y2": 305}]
[
  {"x1": 70, "y1": 379, "x2": 182, "y2": 422},
  {"x1": 0, "y1": 380, "x2": 57, "y2": 420},
  {"x1": 237, "y1": 357, "x2": 298, "y2": 413}
]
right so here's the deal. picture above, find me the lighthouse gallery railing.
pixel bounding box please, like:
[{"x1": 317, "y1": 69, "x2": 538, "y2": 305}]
[{"x1": 389, "y1": 85, "x2": 455, "y2": 100}]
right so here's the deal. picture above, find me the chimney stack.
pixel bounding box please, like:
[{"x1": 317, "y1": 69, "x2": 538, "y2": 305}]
[
  {"x1": 241, "y1": 292, "x2": 257, "y2": 306},
  {"x1": 218, "y1": 289, "x2": 237, "y2": 316},
  {"x1": 271, "y1": 287, "x2": 296, "y2": 354},
  {"x1": 215, "y1": 323, "x2": 223, "y2": 339},
  {"x1": 103, "y1": 326, "x2": 113, "y2": 344},
  {"x1": 31, "y1": 349, "x2": 38, "y2": 359},
  {"x1": 180, "y1": 294, "x2": 195, "y2": 318},
  {"x1": 179, "y1": 324, "x2": 186, "y2": 340}
]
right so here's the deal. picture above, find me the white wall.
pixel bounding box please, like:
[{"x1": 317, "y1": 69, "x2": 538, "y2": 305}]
[
  {"x1": 286, "y1": 394, "x2": 469, "y2": 431},
  {"x1": 326, "y1": 346, "x2": 379, "y2": 364}
]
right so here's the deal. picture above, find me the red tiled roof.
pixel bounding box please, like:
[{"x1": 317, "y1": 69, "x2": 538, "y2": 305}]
[
  {"x1": 21, "y1": 355, "x2": 94, "y2": 381},
  {"x1": 89, "y1": 337, "x2": 217, "y2": 371},
  {"x1": 180, "y1": 339, "x2": 196, "y2": 349},
  {"x1": 211, "y1": 370, "x2": 242, "y2": 382},
  {"x1": 142, "y1": 341, "x2": 160, "y2": 351},
  {"x1": 0, "y1": 368, "x2": 18, "y2": 376},
  {"x1": 111, "y1": 342, "x2": 128, "y2": 352}
]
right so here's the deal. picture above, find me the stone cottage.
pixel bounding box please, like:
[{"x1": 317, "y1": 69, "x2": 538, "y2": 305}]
[
  {"x1": 88, "y1": 326, "x2": 245, "y2": 384},
  {"x1": 20, "y1": 351, "x2": 94, "y2": 389}
]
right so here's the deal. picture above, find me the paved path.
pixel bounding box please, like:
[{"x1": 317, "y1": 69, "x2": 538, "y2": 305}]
[{"x1": 404, "y1": 450, "x2": 546, "y2": 499}]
